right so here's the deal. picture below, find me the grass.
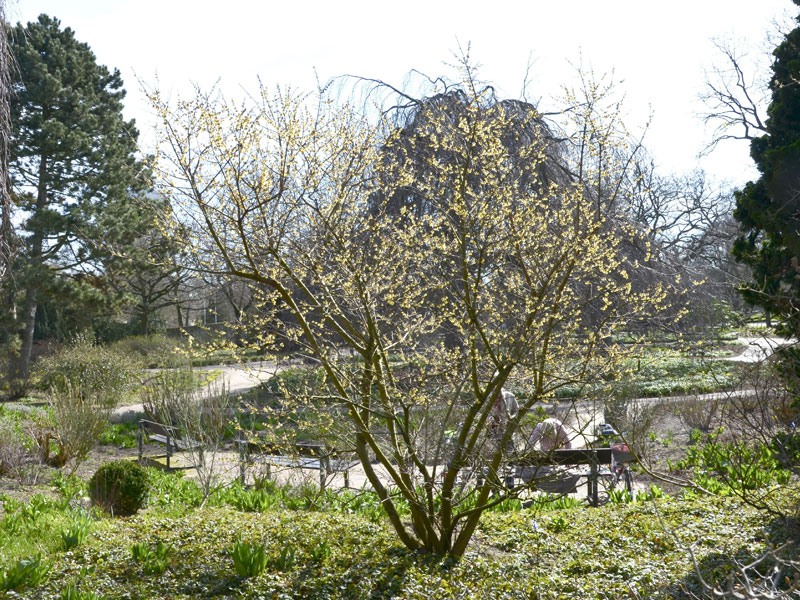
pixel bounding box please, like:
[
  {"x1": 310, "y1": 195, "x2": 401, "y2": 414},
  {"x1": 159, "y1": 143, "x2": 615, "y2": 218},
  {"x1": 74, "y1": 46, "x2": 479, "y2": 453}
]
[{"x1": 0, "y1": 472, "x2": 796, "y2": 599}]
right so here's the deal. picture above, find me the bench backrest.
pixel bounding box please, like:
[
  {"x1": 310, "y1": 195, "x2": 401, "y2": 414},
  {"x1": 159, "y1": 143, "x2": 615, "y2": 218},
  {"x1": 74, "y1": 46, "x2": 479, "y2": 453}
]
[
  {"x1": 237, "y1": 437, "x2": 331, "y2": 457},
  {"x1": 140, "y1": 419, "x2": 176, "y2": 439},
  {"x1": 517, "y1": 448, "x2": 614, "y2": 466}
]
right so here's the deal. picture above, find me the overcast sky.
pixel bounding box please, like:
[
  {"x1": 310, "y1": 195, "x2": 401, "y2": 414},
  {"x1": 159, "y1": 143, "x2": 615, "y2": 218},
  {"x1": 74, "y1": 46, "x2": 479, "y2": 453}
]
[{"x1": 13, "y1": 0, "x2": 795, "y2": 187}]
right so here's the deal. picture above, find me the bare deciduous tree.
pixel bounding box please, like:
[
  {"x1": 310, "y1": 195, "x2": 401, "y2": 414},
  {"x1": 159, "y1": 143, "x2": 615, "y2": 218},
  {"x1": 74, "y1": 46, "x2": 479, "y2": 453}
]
[{"x1": 700, "y1": 38, "x2": 770, "y2": 153}]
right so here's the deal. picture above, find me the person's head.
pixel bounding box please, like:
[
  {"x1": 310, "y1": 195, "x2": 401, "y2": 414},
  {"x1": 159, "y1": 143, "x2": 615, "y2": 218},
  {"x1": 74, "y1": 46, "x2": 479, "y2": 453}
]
[{"x1": 540, "y1": 418, "x2": 561, "y2": 441}]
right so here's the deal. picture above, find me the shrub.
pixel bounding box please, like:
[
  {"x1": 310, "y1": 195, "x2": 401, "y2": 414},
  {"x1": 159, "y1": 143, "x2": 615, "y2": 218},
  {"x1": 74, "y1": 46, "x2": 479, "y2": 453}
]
[
  {"x1": 89, "y1": 460, "x2": 149, "y2": 516},
  {"x1": 35, "y1": 338, "x2": 137, "y2": 405},
  {"x1": 260, "y1": 366, "x2": 328, "y2": 399},
  {"x1": 231, "y1": 540, "x2": 268, "y2": 577},
  {"x1": 677, "y1": 396, "x2": 722, "y2": 433},
  {"x1": 142, "y1": 366, "x2": 234, "y2": 502},
  {"x1": 141, "y1": 362, "x2": 195, "y2": 425},
  {"x1": 109, "y1": 334, "x2": 181, "y2": 368},
  {"x1": 0, "y1": 412, "x2": 36, "y2": 481},
  {"x1": 43, "y1": 382, "x2": 112, "y2": 472}
]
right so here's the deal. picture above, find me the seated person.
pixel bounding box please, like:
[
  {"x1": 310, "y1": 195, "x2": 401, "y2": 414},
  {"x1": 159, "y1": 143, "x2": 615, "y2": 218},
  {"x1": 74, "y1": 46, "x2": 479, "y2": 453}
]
[
  {"x1": 518, "y1": 418, "x2": 573, "y2": 486},
  {"x1": 528, "y1": 417, "x2": 572, "y2": 452}
]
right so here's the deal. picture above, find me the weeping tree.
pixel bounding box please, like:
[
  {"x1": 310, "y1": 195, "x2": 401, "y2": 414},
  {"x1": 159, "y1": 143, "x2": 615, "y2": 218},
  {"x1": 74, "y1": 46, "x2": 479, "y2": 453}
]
[
  {"x1": 150, "y1": 68, "x2": 673, "y2": 556},
  {"x1": 0, "y1": 1, "x2": 16, "y2": 378},
  {"x1": 364, "y1": 81, "x2": 575, "y2": 350},
  {"x1": 367, "y1": 84, "x2": 571, "y2": 220},
  {"x1": 0, "y1": 0, "x2": 11, "y2": 278}
]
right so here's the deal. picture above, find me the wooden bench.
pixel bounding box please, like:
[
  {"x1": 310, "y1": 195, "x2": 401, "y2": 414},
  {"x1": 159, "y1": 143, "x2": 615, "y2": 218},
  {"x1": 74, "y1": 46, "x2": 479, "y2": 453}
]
[
  {"x1": 512, "y1": 447, "x2": 634, "y2": 506},
  {"x1": 235, "y1": 436, "x2": 359, "y2": 490},
  {"x1": 137, "y1": 419, "x2": 203, "y2": 470}
]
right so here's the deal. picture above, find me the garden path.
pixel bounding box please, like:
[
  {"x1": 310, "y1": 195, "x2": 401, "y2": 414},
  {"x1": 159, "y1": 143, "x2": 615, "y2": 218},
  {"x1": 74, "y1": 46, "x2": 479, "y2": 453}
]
[
  {"x1": 727, "y1": 336, "x2": 795, "y2": 363},
  {"x1": 121, "y1": 335, "x2": 794, "y2": 496},
  {"x1": 111, "y1": 361, "x2": 282, "y2": 423}
]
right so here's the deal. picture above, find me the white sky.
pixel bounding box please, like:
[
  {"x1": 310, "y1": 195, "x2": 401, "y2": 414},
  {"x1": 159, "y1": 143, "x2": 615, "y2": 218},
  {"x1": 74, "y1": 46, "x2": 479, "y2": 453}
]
[{"x1": 12, "y1": 0, "x2": 796, "y2": 187}]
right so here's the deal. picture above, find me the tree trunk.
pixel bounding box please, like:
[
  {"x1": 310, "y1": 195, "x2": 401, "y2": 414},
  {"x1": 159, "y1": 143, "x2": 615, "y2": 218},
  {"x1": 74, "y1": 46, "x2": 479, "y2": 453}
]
[
  {"x1": 10, "y1": 285, "x2": 36, "y2": 385},
  {"x1": 140, "y1": 304, "x2": 150, "y2": 334},
  {"x1": 9, "y1": 152, "x2": 47, "y2": 391}
]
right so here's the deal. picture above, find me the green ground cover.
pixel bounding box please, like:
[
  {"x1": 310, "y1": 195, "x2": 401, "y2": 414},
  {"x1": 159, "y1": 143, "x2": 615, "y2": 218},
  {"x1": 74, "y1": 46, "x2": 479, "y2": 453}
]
[
  {"x1": 1, "y1": 470, "x2": 796, "y2": 599},
  {"x1": 555, "y1": 354, "x2": 743, "y2": 400}
]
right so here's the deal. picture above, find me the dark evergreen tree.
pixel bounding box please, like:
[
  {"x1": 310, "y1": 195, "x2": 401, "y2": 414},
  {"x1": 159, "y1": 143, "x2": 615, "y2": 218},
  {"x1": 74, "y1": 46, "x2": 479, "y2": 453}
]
[
  {"x1": 6, "y1": 15, "x2": 147, "y2": 389},
  {"x1": 733, "y1": 1, "x2": 800, "y2": 336}
]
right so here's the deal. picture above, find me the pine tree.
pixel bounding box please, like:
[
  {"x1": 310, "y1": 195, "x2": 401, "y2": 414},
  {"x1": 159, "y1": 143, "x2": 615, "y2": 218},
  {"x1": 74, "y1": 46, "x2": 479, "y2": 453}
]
[
  {"x1": 6, "y1": 15, "x2": 147, "y2": 389},
  {"x1": 733, "y1": 1, "x2": 800, "y2": 336}
]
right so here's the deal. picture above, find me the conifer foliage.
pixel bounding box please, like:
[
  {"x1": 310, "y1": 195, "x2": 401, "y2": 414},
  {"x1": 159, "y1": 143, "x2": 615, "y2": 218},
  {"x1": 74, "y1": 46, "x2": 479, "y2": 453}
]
[
  {"x1": 5, "y1": 15, "x2": 147, "y2": 388},
  {"x1": 733, "y1": 1, "x2": 800, "y2": 337}
]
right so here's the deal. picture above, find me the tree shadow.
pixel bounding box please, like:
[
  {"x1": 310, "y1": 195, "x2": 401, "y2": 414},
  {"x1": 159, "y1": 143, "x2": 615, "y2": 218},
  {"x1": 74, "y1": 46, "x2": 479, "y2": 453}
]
[
  {"x1": 288, "y1": 546, "x2": 458, "y2": 599},
  {"x1": 674, "y1": 516, "x2": 800, "y2": 599}
]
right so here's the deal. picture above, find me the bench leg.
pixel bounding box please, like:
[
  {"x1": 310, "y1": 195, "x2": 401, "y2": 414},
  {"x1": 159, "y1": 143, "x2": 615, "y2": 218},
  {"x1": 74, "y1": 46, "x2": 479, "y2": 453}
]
[
  {"x1": 239, "y1": 446, "x2": 246, "y2": 486},
  {"x1": 589, "y1": 462, "x2": 598, "y2": 507},
  {"x1": 344, "y1": 469, "x2": 349, "y2": 489},
  {"x1": 166, "y1": 436, "x2": 171, "y2": 470},
  {"x1": 319, "y1": 463, "x2": 327, "y2": 490},
  {"x1": 137, "y1": 426, "x2": 143, "y2": 463}
]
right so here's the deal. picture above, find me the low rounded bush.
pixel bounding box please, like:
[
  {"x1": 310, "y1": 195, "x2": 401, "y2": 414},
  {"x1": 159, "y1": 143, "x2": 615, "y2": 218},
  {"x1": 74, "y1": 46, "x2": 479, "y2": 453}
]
[{"x1": 89, "y1": 460, "x2": 149, "y2": 516}]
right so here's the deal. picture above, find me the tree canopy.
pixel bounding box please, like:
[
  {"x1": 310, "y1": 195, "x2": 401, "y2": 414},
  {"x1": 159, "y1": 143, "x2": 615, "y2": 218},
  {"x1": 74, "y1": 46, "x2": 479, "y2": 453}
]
[
  {"x1": 149, "y1": 69, "x2": 674, "y2": 556},
  {"x1": 5, "y1": 14, "x2": 148, "y2": 387},
  {"x1": 733, "y1": 0, "x2": 800, "y2": 336}
]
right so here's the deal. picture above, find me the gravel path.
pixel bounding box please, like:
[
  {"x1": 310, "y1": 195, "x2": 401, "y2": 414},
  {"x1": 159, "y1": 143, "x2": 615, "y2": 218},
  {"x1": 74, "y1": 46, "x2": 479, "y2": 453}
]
[
  {"x1": 726, "y1": 336, "x2": 795, "y2": 362},
  {"x1": 111, "y1": 361, "x2": 282, "y2": 423}
]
